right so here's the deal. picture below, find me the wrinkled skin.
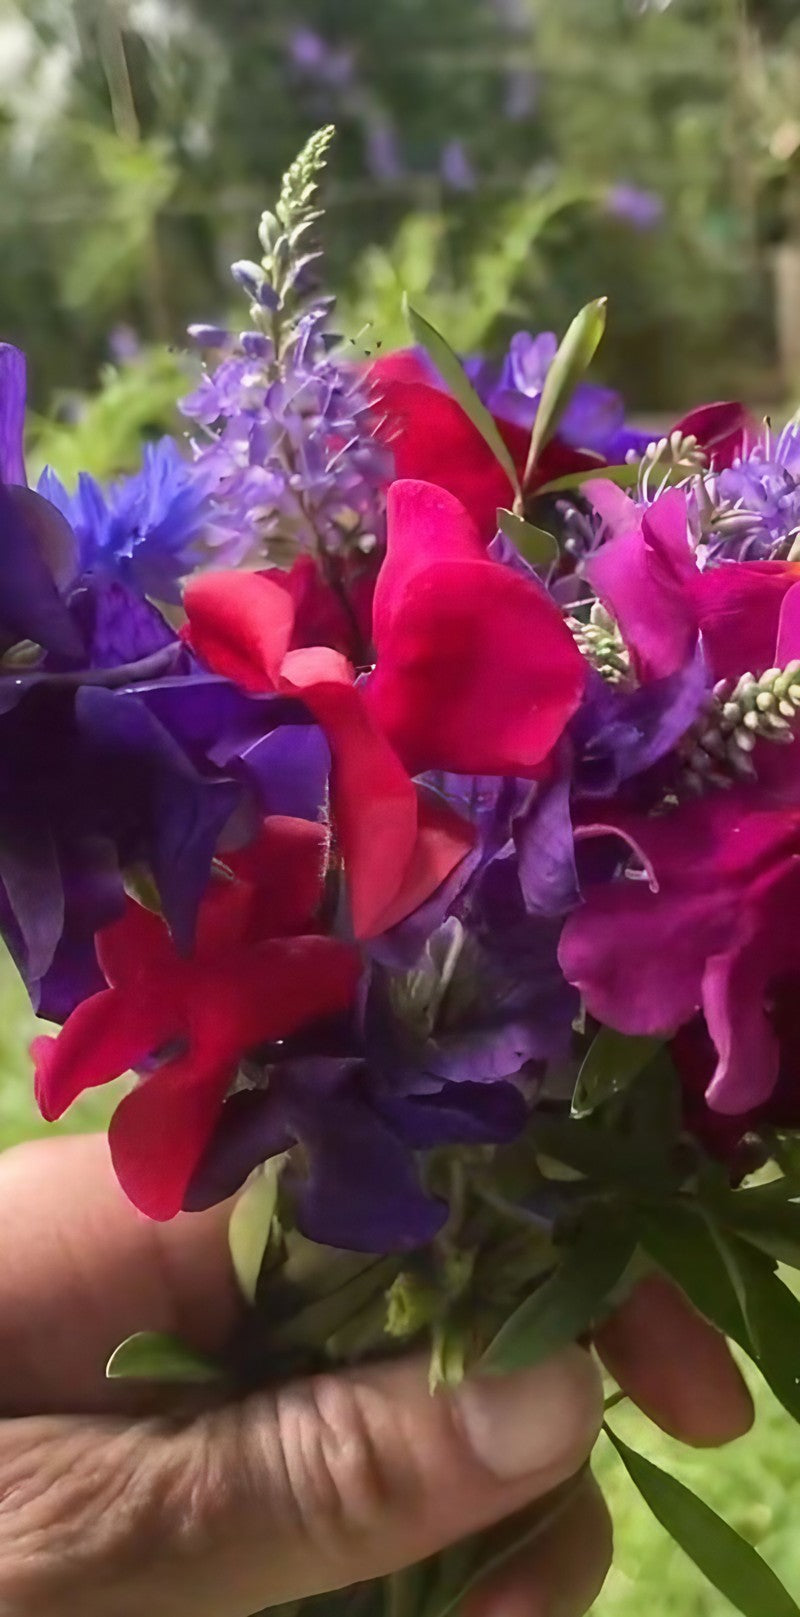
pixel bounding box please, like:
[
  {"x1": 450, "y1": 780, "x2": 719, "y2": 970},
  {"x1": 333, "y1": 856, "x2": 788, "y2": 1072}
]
[{"x1": 0, "y1": 1135, "x2": 752, "y2": 1617}]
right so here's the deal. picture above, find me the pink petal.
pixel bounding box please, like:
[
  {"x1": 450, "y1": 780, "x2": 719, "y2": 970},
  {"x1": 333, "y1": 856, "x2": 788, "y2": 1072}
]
[{"x1": 587, "y1": 487, "x2": 697, "y2": 680}]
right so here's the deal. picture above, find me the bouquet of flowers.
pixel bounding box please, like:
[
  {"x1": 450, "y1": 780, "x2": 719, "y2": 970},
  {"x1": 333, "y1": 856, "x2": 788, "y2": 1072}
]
[{"x1": 7, "y1": 126, "x2": 800, "y2": 1615}]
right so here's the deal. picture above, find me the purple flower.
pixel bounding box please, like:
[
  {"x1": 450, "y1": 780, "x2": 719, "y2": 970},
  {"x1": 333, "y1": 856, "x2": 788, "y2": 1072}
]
[
  {"x1": 364, "y1": 114, "x2": 404, "y2": 182},
  {"x1": 605, "y1": 184, "x2": 665, "y2": 231},
  {"x1": 38, "y1": 439, "x2": 216, "y2": 605},
  {"x1": 286, "y1": 27, "x2": 355, "y2": 89},
  {"x1": 440, "y1": 139, "x2": 476, "y2": 193},
  {"x1": 473, "y1": 330, "x2": 654, "y2": 461},
  {"x1": 182, "y1": 315, "x2": 390, "y2": 567},
  {"x1": 706, "y1": 421, "x2": 800, "y2": 562}
]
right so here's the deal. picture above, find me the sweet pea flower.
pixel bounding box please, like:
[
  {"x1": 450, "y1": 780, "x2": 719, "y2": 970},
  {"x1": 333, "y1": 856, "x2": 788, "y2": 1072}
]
[
  {"x1": 33, "y1": 817, "x2": 361, "y2": 1220},
  {"x1": 184, "y1": 480, "x2": 586, "y2": 936}
]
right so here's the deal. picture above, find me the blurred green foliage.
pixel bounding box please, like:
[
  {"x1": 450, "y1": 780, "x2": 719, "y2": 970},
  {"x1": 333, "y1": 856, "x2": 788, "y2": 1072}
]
[{"x1": 3, "y1": 0, "x2": 800, "y2": 445}]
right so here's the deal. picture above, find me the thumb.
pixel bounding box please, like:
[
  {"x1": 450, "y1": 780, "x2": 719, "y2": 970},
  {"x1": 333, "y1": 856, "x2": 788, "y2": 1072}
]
[{"x1": 0, "y1": 1347, "x2": 602, "y2": 1617}]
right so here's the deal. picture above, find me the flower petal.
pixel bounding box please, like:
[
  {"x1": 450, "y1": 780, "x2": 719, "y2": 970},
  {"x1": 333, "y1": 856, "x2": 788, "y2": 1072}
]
[
  {"x1": 0, "y1": 344, "x2": 27, "y2": 487},
  {"x1": 184, "y1": 569, "x2": 297, "y2": 692},
  {"x1": 280, "y1": 646, "x2": 419, "y2": 937},
  {"x1": 367, "y1": 483, "x2": 586, "y2": 776},
  {"x1": 32, "y1": 985, "x2": 177, "y2": 1121}
]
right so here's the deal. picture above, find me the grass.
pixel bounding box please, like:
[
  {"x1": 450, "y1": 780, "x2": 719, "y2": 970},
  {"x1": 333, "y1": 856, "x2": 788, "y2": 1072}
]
[{"x1": 0, "y1": 953, "x2": 798, "y2": 1615}]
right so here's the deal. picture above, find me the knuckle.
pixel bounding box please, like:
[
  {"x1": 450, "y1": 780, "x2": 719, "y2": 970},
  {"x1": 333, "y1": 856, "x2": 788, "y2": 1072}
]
[
  {"x1": 274, "y1": 1370, "x2": 408, "y2": 1555},
  {"x1": 0, "y1": 1416, "x2": 185, "y2": 1616}
]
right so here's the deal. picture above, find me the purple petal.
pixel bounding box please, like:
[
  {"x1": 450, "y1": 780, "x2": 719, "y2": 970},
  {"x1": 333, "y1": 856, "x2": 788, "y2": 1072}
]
[
  {"x1": 0, "y1": 345, "x2": 27, "y2": 486},
  {"x1": 0, "y1": 482, "x2": 84, "y2": 663},
  {"x1": 75, "y1": 685, "x2": 241, "y2": 953},
  {"x1": 241, "y1": 724, "x2": 330, "y2": 821},
  {"x1": 514, "y1": 773, "x2": 579, "y2": 916},
  {"x1": 0, "y1": 814, "x2": 63, "y2": 987}
]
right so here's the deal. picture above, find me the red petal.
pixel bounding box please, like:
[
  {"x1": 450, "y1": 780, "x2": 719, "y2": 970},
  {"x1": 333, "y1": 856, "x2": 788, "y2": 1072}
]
[
  {"x1": 109, "y1": 936, "x2": 360, "y2": 1220},
  {"x1": 195, "y1": 935, "x2": 361, "y2": 1053},
  {"x1": 377, "y1": 378, "x2": 527, "y2": 539},
  {"x1": 370, "y1": 789, "x2": 474, "y2": 935},
  {"x1": 183, "y1": 570, "x2": 295, "y2": 691},
  {"x1": 226, "y1": 816, "x2": 328, "y2": 937},
  {"x1": 672, "y1": 401, "x2": 754, "y2": 471},
  {"x1": 376, "y1": 482, "x2": 486, "y2": 631},
  {"x1": 280, "y1": 647, "x2": 420, "y2": 937},
  {"x1": 366, "y1": 483, "x2": 586, "y2": 776},
  {"x1": 109, "y1": 1050, "x2": 234, "y2": 1221},
  {"x1": 32, "y1": 987, "x2": 178, "y2": 1121},
  {"x1": 97, "y1": 899, "x2": 177, "y2": 988},
  {"x1": 369, "y1": 348, "x2": 436, "y2": 388}
]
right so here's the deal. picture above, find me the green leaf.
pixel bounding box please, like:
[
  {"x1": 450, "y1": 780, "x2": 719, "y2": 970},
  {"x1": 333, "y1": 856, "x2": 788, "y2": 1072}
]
[
  {"x1": 710, "y1": 1184, "x2": 800, "y2": 1269},
  {"x1": 106, "y1": 1332, "x2": 222, "y2": 1384},
  {"x1": 606, "y1": 1426, "x2": 800, "y2": 1617},
  {"x1": 523, "y1": 298, "x2": 608, "y2": 486},
  {"x1": 639, "y1": 1202, "x2": 800, "y2": 1422},
  {"x1": 571, "y1": 1028, "x2": 663, "y2": 1119},
  {"x1": 482, "y1": 1213, "x2": 636, "y2": 1374},
  {"x1": 403, "y1": 296, "x2": 521, "y2": 496},
  {"x1": 497, "y1": 508, "x2": 558, "y2": 566},
  {"x1": 534, "y1": 460, "x2": 640, "y2": 497},
  {"x1": 229, "y1": 1165, "x2": 279, "y2": 1303}
]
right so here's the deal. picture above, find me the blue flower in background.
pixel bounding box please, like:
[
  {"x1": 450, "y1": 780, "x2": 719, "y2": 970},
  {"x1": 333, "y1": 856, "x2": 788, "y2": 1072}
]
[{"x1": 38, "y1": 438, "x2": 215, "y2": 605}]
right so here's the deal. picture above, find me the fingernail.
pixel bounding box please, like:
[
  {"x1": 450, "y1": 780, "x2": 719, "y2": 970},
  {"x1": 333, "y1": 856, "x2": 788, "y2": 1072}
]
[{"x1": 455, "y1": 1346, "x2": 603, "y2": 1482}]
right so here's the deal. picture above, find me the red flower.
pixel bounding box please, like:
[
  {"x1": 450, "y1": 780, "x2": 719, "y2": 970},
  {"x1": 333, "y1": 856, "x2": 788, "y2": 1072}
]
[
  {"x1": 364, "y1": 480, "x2": 587, "y2": 777},
  {"x1": 185, "y1": 479, "x2": 586, "y2": 930},
  {"x1": 261, "y1": 551, "x2": 377, "y2": 665},
  {"x1": 184, "y1": 544, "x2": 475, "y2": 941},
  {"x1": 370, "y1": 351, "x2": 600, "y2": 540},
  {"x1": 33, "y1": 817, "x2": 360, "y2": 1220}
]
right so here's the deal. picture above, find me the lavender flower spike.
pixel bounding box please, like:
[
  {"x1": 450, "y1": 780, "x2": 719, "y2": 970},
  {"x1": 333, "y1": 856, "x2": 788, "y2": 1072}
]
[{"x1": 181, "y1": 127, "x2": 390, "y2": 569}]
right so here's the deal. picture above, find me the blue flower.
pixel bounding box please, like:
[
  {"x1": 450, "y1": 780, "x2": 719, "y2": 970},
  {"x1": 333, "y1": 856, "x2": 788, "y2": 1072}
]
[{"x1": 38, "y1": 438, "x2": 215, "y2": 605}]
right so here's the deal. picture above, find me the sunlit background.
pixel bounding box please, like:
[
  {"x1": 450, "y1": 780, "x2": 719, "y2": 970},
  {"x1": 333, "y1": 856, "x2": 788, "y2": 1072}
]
[{"x1": 3, "y1": 1, "x2": 800, "y2": 1611}]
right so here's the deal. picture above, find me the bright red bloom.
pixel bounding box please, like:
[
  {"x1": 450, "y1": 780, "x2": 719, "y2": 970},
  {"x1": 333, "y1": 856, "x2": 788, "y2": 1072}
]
[
  {"x1": 184, "y1": 545, "x2": 475, "y2": 940},
  {"x1": 184, "y1": 480, "x2": 586, "y2": 930},
  {"x1": 364, "y1": 480, "x2": 587, "y2": 777},
  {"x1": 261, "y1": 552, "x2": 377, "y2": 665},
  {"x1": 370, "y1": 354, "x2": 601, "y2": 540},
  {"x1": 33, "y1": 817, "x2": 360, "y2": 1220}
]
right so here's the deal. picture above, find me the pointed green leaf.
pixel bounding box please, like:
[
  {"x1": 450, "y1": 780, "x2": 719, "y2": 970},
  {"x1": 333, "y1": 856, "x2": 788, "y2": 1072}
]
[
  {"x1": 534, "y1": 460, "x2": 640, "y2": 496},
  {"x1": 403, "y1": 296, "x2": 520, "y2": 495},
  {"x1": 497, "y1": 508, "x2": 558, "y2": 566},
  {"x1": 106, "y1": 1332, "x2": 222, "y2": 1384},
  {"x1": 482, "y1": 1214, "x2": 636, "y2": 1374},
  {"x1": 639, "y1": 1203, "x2": 800, "y2": 1422},
  {"x1": 606, "y1": 1427, "x2": 800, "y2": 1617},
  {"x1": 572, "y1": 1028, "x2": 663, "y2": 1119},
  {"x1": 709, "y1": 1184, "x2": 800, "y2": 1270},
  {"x1": 229, "y1": 1164, "x2": 279, "y2": 1303},
  {"x1": 523, "y1": 298, "x2": 608, "y2": 485}
]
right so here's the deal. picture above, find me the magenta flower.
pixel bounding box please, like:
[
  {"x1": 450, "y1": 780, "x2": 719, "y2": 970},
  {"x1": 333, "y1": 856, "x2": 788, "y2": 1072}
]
[{"x1": 559, "y1": 790, "x2": 800, "y2": 1115}]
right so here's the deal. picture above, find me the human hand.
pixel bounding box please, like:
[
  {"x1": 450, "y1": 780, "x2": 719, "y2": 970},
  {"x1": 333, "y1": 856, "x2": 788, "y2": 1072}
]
[{"x1": 0, "y1": 1135, "x2": 753, "y2": 1617}]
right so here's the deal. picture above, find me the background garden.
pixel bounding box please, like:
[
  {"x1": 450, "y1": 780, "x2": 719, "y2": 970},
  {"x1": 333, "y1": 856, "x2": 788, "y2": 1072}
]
[{"x1": 4, "y1": 0, "x2": 800, "y2": 1610}]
